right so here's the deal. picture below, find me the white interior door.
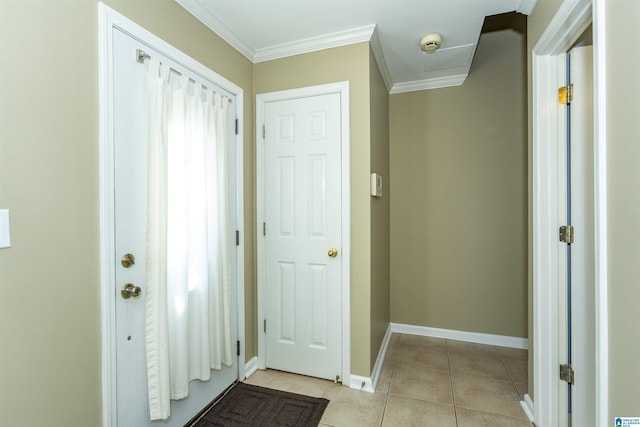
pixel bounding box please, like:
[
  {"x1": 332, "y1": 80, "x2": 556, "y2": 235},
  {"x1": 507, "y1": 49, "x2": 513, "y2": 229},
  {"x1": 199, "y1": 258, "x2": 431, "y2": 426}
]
[
  {"x1": 567, "y1": 44, "x2": 595, "y2": 427},
  {"x1": 263, "y1": 93, "x2": 342, "y2": 381},
  {"x1": 112, "y1": 28, "x2": 238, "y2": 426}
]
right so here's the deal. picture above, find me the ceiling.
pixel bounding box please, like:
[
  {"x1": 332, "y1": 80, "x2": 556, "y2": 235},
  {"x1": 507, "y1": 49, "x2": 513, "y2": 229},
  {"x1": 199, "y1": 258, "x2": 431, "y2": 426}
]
[{"x1": 176, "y1": 0, "x2": 536, "y2": 93}]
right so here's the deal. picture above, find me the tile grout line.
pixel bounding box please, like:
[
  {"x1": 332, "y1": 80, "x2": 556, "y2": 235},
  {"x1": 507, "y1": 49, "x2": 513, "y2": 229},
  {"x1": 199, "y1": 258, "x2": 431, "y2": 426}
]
[
  {"x1": 498, "y1": 352, "x2": 523, "y2": 400},
  {"x1": 445, "y1": 339, "x2": 460, "y2": 427},
  {"x1": 379, "y1": 333, "x2": 400, "y2": 427}
]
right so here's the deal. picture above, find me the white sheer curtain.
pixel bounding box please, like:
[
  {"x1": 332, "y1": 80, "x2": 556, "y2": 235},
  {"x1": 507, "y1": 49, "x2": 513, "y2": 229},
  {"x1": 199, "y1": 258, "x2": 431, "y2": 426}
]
[{"x1": 145, "y1": 59, "x2": 233, "y2": 421}]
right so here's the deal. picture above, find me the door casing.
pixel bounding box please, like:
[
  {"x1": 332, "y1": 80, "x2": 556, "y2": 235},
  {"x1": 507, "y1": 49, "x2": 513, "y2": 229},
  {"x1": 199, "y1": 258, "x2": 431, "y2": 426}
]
[
  {"x1": 531, "y1": 0, "x2": 608, "y2": 425},
  {"x1": 255, "y1": 82, "x2": 351, "y2": 386},
  {"x1": 98, "y1": 4, "x2": 245, "y2": 425}
]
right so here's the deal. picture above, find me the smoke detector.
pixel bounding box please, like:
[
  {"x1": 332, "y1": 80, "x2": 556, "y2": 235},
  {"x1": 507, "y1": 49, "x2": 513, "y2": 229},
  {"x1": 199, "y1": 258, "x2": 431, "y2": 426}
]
[{"x1": 420, "y1": 33, "x2": 442, "y2": 53}]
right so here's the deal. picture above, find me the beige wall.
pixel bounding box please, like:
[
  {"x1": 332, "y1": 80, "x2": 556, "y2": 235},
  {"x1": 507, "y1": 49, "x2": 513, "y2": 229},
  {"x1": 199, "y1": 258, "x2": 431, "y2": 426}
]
[
  {"x1": 0, "y1": 1, "x2": 101, "y2": 425},
  {"x1": 254, "y1": 43, "x2": 376, "y2": 376},
  {"x1": 389, "y1": 30, "x2": 528, "y2": 338},
  {"x1": 605, "y1": 0, "x2": 640, "y2": 416},
  {"x1": 0, "y1": 1, "x2": 253, "y2": 425},
  {"x1": 368, "y1": 48, "x2": 390, "y2": 369}
]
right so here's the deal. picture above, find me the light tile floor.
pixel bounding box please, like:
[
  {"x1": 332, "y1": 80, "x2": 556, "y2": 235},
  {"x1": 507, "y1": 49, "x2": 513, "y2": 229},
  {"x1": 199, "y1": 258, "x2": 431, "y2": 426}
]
[{"x1": 244, "y1": 333, "x2": 533, "y2": 426}]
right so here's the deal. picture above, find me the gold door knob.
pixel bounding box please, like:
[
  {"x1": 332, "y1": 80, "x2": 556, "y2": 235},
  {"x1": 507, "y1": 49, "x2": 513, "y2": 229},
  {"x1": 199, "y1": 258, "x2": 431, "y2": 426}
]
[
  {"x1": 121, "y1": 253, "x2": 135, "y2": 268},
  {"x1": 328, "y1": 248, "x2": 338, "y2": 258},
  {"x1": 121, "y1": 283, "x2": 142, "y2": 299}
]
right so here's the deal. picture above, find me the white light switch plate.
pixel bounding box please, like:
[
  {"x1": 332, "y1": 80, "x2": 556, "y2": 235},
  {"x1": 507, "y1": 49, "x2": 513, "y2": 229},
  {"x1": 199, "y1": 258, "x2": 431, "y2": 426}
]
[{"x1": 0, "y1": 209, "x2": 11, "y2": 248}]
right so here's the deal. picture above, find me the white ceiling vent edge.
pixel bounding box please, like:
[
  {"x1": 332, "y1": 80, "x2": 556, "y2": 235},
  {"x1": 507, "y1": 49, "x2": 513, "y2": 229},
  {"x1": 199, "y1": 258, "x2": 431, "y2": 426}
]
[
  {"x1": 253, "y1": 24, "x2": 376, "y2": 63},
  {"x1": 390, "y1": 74, "x2": 468, "y2": 94},
  {"x1": 175, "y1": 0, "x2": 255, "y2": 61}
]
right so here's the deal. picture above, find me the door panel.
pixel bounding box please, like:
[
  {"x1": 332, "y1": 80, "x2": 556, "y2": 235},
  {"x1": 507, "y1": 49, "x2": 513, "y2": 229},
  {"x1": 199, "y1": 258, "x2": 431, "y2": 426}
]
[
  {"x1": 264, "y1": 93, "x2": 342, "y2": 381},
  {"x1": 113, "y1": 28, "x2": 238, "y2": 426}
]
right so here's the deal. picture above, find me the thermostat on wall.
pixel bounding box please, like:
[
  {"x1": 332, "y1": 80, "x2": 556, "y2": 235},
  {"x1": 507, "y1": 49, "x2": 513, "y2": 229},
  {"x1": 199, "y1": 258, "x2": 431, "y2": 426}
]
[{"x1": 370, "y1": 173, "x2": 383, "y2": 198}]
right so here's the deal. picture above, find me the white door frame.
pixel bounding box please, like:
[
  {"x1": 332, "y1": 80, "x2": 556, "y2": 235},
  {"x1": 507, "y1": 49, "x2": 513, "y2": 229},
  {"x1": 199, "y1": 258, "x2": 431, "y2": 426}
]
[
  {"x1": 256, "y1": 82, "x2": 351, "y2": 385},
  {"x1": 531, "y1": 0, "x2": 608, "y2": 425},
  {"x1": 98, "y1": 4, "x2": 245, "y2": 426}
]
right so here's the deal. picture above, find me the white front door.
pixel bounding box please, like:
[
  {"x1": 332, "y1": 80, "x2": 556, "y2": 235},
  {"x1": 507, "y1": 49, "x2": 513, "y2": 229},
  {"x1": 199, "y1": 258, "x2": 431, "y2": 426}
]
[
  {"x1": 112, "y1": 27, "x2": 238, "y2": 426},
  {"x1": 262, "y1": 93, "x2": 343, "y2": 381}
]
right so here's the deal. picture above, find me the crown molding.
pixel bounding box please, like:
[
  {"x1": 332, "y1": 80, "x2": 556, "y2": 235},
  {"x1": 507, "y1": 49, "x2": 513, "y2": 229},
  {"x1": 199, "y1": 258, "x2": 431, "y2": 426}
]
[
  {"x1": 369, "y1": 28, "x2": 392, "y2": 92},
  {"x1": 517, "y1": 0, "x2": 538, "y2": 15},
  {"x1": 175, "y1": 0, "x2": 255, "y2": 61},
  {"x1": 390, "y1": 74, "x2": 468, "y2": 94},
  {"x1": 253, "y1": 24, "x2": 376, "y2": 63}
]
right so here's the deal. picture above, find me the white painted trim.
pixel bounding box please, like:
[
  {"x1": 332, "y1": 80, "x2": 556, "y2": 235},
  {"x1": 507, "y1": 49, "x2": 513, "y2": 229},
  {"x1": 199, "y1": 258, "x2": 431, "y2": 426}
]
[
  {"x1": 592, "y1": 0, "x2": 608, "y2": 425},
  {"x1": 532, "y1": 1, "x2": 602, "y2": 426},
  {"x1": 254, "y1": 25, "x2": 376, "y2": 63},
  {"x1": 97, "y1": 6, "x2": 117, "y2": 426},
  {"x1": 532, "y1": 50, "x2": 563, "y2": 427},
  {"x1": 517, "y1": 0, "x2": 538, "y2": 15},
  {"x1": 234, "y1": 85, "x2": 246, "y2": 387},
  {"x1": 390, "y1": 323, "x2": 528, "y2": 349},
  {"x1": 369, "y1": 324, "x2": 393, "y2": 392},
  {"x1": 349, "y1": 375, "x2": 375, "y2": 393},
  {"x1": 244, "y1": 357, "x2": 259, "y2": 380},
  {"x1": 98, "y1": 4, "x2": 245, "y2": 425},
  {"x1": 255, "y1": 81, "x2": 351, "y2": 387},
  {"x1": 389, "y1": 74, "x2": 467, "y2": 94},
  {"x1": 534, "y1": 0, "x2": 592, "y2": 55},
  {"x1": 369, "y1": 28, "x2": 392, "y2": 93},
  {"x1": 174, "y1": 0, "x2": 254, "y2": 61},
  {"x1": 521, "y1": 394, "x2": 535, "y2": 423}
]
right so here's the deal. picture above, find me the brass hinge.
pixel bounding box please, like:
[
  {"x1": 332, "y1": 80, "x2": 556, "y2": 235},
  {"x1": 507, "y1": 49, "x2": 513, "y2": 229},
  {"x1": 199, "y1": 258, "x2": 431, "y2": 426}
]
[
  {"x1": 558, "y1": 84, "x2": 574, "y2": 104},
  {"x1": 262, "y1": 124, "x2": 266, "y2": 139},
  {"x1": 560, "y1": 364, "x2": 574, "y2": 384},
  {"x1": 560, "y1": 225, "x2": 575, "y2": 244}
]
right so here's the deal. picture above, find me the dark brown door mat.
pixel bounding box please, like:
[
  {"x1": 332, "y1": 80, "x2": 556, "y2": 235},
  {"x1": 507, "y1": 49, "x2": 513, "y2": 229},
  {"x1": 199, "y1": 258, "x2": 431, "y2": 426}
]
[{"x1": 188, "y1": 382, "x2": 329, "y2": 426}]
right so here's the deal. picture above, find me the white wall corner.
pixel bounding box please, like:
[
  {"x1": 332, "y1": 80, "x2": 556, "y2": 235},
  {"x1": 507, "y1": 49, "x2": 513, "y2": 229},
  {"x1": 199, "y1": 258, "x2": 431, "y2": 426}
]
[
  {"x1": 244, "y1": 356, "x2": 259, "y2": 380},
  {"x1": 521, "y1": 393, "x2": 535, "y2": 423},
  {"x1": 369, "y1": 28, "x2": 392, "y2": 93}
]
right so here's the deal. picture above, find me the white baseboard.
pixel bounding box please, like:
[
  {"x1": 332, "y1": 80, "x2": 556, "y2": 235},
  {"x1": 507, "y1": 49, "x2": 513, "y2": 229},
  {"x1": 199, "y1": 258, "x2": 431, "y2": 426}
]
[
  {"x1": 348, "y1": 374, "x2": 374, "y2": 393},
  {"x1": 348, "y1": 323, "x2": 392, "y2": 394},
  {"x1": 244, "y1": 356, "x2": 258, "y2": 379},
  {"x1": 390, "y1": 322, "x2": 528, "y2": 349},
  {"x1": 521, "y1": 393, "x2": 535, "y2": 422},
  {"x1": 369, "y1": 324, "x2": 393, "y2": 391}
]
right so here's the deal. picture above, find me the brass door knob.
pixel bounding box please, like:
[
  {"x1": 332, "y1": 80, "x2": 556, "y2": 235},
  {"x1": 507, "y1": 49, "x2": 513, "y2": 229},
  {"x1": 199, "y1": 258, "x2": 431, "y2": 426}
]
[
  {"x1": 328, "y1": 248, "x2": 338, "y2": 258},
  {"x1": 121, "y1": 253, "x2": 135, "y2": 268},
  {"x1": 121, "y1": 283, "x2": 142, "y2": 299}
]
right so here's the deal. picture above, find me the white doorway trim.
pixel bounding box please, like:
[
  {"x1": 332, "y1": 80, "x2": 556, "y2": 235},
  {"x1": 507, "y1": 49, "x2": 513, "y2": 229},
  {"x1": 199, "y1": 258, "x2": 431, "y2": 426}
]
[
  {"x1": 98, "y1": 4, "x2": 245, "y2": 426},
  {"x1": 531, "y1": 0, "x2": 608, "y2": 426},
  {"x1": 255, "y1": 82, "x2": 351, "y2": 386}
]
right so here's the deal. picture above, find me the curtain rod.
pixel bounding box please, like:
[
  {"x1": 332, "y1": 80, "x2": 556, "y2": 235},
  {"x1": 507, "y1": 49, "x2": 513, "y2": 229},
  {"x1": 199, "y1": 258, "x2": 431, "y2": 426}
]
[{"x1": 136, "y1": 48, "x2": 232, "y2": 103}]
